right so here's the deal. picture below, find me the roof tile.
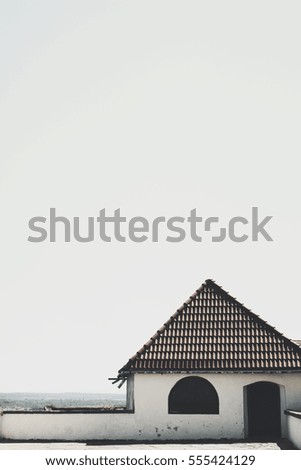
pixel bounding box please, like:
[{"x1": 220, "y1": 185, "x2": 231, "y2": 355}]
[{"x1": 119, "y1": 279, "x2": 301, "y2": 374}]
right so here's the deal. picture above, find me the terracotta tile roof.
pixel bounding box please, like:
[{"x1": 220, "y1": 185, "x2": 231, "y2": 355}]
[{"x1": 119, "y1": 279, "x2": 301, "y2": 375}]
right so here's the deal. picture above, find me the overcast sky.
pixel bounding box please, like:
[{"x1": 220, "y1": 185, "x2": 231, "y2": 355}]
[{"x1": 0, "y1": 1, "x2": 300, "y2": 393}]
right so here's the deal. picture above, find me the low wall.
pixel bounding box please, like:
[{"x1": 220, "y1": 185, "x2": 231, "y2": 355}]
[
  {"x1": 285, "y1": 411, "x2": 301, "y2": 449},
  {"x1": 0, "y1": 411, "x2": 136, "y2": 441},
  {"x1": 0, "y1": 409, "x2": 235, "y2": 441}
]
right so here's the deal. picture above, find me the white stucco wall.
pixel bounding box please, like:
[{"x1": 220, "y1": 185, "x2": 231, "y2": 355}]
[
  {"x1": 132, "y1": 372, "x2": 301, "y2": 441},
  {"x1": 1, "y1": 372, "x2": 301, "y2": 442},
  {"x1": 0, "y1": 412, "x2": 136, "y2": 441},
  {"x1": 286, "y1": 413, "x2": 301, "y2": 449}
]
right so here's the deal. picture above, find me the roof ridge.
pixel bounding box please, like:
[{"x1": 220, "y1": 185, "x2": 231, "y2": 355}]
[{"x1": 206, "y1": 280, "x2": 301, "y2": 354}]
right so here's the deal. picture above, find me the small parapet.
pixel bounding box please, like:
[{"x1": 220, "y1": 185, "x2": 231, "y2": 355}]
[{"x1": 285, "y1": 410, "x2": 301, "y2": 449}]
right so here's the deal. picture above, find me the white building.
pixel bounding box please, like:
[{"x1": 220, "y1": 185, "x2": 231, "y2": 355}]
[
  {"x1": 114, "y1": 279, "x2": 301, "y2": 442},
  {"x1": 1, "y1": 279, "x2": 301, "y2": 446}
]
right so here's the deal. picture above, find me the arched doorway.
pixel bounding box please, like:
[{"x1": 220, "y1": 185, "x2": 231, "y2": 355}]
[
  {"x1": 168, "y1": 376, "x2": 219, "y2": 414},
  {"x1": 246, "y1": 381, "x2": 281, "y2": 438}
]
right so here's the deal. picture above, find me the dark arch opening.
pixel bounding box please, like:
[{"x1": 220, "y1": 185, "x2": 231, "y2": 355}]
[
  {"x1": 246, "y1": 381, "x2": 281, "y2": 438},
  {"x1": 168, "y1": 376, "x2": 219, "y2": 414}
]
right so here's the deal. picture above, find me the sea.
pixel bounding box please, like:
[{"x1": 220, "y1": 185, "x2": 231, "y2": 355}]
[{"x1": 0, "y1": 393, "x2": 126, "y2": 411}]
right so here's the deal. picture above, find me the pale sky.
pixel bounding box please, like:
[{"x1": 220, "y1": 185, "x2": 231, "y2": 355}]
[{"x1": 0, "y1": 1, "x2": 300, "y2": 393}]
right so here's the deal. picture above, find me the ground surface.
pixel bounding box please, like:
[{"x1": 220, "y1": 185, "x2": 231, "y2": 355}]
[{"x1": 0, "y1": 440, "x2": 296, "y2": 450}]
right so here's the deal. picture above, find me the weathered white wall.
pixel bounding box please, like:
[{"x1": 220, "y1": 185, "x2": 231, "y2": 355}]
[
  {"x1": 286, "y1": 412, "x2": 301, "y2": 449},
  {"x1": 132, "y1": 372, "x2": 301, "y2": 440},
  {"x1": 0, "y1": 412, "x2": 137, "y2": 441},
  {"x1": 1, "y1": 372, "x2": 301, "y2": 441}
]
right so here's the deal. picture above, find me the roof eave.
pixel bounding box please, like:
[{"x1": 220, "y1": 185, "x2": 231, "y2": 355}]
[{"x1": 121, "y1": 368, "x2": 301, "y2": 375}]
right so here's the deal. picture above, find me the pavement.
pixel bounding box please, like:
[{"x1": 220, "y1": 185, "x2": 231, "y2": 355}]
[{"x1": 0, "y1": 440, "x2": 296, "y2": 450}]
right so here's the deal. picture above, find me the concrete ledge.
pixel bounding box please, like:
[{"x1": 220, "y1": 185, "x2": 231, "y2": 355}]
[
  {"x1": 285, "y1": 410, "x2": 301, "y2": 420},
  {"x1": 1, "y1": 409, "x2": 133, "y2": 415}
]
